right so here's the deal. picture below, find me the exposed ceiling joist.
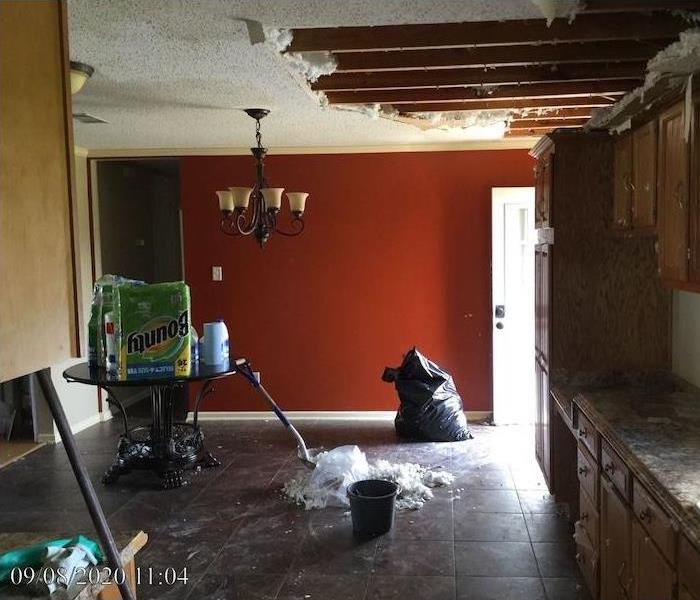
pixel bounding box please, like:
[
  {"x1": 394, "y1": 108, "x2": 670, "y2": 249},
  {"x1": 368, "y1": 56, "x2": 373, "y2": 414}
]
[
  {"x1": 333, "y1": 40, "x2": 672, "y2": 72},
  {"x1": 581, "y1": 1, "x2": 700, "y2": 12},
  {"x1": 395, "y1": 98, "x2": 616, "y2": 112},
  {"x1": 288, "y1": 13, "x2": 688, "y2": 52},
  {"x1": 326, "y1": 80, "x2": 637, "y2": 105},
  {"x1": 403, "y1": 107, "x2": 594, "y2": 119},
  {"x1": 510, "y1": 117, "x2": 590, "y2": 128},
  {"x1": 314, "y1": 63, "x2": 645, "y2": 91}
]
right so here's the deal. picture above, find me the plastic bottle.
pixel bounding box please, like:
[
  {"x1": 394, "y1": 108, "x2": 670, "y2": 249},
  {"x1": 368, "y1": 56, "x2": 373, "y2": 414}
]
[{"x1": 190, "y1": 326, "x2": 199, "y2": 364}]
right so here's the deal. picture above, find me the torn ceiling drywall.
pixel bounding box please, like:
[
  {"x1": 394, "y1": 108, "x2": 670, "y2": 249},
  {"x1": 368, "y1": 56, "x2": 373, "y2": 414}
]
[
  {"x1": 67, "y1": 0, "x2": 547, "y2": 150},
  {"x1": 587, "y1": 28, "x2": 700, "y2": 131},
  {"x1": 529, "y1": 0, "x2": 581, "y2": 26}
]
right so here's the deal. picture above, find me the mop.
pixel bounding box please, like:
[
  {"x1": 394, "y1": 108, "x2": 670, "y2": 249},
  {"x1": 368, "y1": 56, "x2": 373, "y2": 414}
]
[{"x1": 237, "y1": 360, "x2": 320, "y2": 468}]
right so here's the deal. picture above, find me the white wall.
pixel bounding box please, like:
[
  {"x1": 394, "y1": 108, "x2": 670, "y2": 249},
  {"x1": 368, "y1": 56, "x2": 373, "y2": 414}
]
[
  {"x1": 672, "y1": 290, "x2": 700, "y2": 388},
  {"x1": 35, "y1": 148, "x2": 103, "y2": 442}
]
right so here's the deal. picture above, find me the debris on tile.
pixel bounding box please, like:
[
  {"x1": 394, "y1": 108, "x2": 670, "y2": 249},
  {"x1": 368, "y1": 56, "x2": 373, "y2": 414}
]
[{"x1": 282, "y1": 445, "x2": 454, "y2": 511}]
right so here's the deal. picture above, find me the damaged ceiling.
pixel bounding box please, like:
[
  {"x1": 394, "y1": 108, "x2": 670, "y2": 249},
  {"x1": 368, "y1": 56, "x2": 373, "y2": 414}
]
[{"x1": 68, "y1": 0, "x2": 698, "y2": 151}]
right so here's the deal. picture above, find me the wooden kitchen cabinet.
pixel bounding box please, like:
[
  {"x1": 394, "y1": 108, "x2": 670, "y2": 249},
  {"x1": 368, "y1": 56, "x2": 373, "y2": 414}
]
[
  {"x1": 630, "y1": 518, "x2": 675, "y2": 600},
  {"x1": 535, "y1": 146, "x2": 553, "y2": 228},
  {"x1": 613, "y1": 133, "x2": 633, "y2": 229},
  {"x1": 600, "y1": 475, "x2": 632, "y2": 600},
  {"x1": 679, "y1": 535, "x2": 700, "y2": 600},
  {"x1": 632, "y1": 120, "x2": 658, "y2": 229},
  {"x1": 657, "y1": 100, "x2": 690, "y2": 284}
]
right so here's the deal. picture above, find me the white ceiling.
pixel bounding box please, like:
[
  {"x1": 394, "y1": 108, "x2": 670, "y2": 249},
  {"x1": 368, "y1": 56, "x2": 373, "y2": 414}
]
[{"x1": 67, "y1": 0, "x2": 546, "y2": 151}]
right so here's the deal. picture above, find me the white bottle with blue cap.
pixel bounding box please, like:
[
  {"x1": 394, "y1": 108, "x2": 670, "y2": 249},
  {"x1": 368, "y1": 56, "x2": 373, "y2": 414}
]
[{"x1": 201, "y1": 320, "x2": 229, "y2": 365}]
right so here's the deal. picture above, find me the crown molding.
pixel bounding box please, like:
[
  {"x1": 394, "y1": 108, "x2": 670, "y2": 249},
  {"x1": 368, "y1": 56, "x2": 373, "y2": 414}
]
[{"x1": 83, "y1": 138, "x2": 539, "y2": 159}]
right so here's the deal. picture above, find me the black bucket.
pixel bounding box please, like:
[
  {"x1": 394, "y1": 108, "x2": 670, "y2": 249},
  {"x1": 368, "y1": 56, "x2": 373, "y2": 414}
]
[{"x1": 347, "y1": 479, "x2": 400, "y2": 538}]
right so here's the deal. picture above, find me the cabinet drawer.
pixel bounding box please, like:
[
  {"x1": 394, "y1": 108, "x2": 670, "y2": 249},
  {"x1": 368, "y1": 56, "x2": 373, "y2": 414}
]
[
  {"x1": 579, "y1": 484, "x2": 599, "y2": 548},
  {"x1": 576, "y1": 409, "x2": 599, "y2": 461},
  {"x1": 632, "y1": 479, "x2": 676, "y2": 565},
  {"x1": 578, "y1": 445, "x2": 599, "y2": 505},
  {"x1": 601, "y1": 440, "x2": 630, "y2": 501},
  {"x1": 679, "y1": 535, "x2": 700, "y2": 599}
]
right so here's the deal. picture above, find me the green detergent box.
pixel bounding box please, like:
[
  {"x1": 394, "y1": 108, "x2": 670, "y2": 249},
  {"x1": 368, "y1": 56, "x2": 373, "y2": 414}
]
[{"x1": 113, "y1": 281, "x2": 192, "y2": 379}]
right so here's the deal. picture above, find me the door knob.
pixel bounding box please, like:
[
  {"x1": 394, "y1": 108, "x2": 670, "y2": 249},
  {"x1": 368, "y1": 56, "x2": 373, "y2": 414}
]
[{"x1": 496, "y1": 322, "x2": 504, "y2": 330}]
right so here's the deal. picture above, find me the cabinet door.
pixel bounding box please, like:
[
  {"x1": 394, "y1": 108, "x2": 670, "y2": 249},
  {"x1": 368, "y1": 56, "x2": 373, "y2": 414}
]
[
  {"x1": 631, "y1": 518, "x2": 675, "y2": 600},
  {"x1": 658, "y1": 101, "x2": 689, "y2": 283},
  {"x1": 632, "y1": 121, "x2": 658, "y2": 229},
  {"x1": 613, "y1": 134, "x2": 633, "y2": 229},
  {"x1": 600, "y1": 475, "x2": 632, "y2": 600},
  {"x1": 689, "y1": 100, "x2": 700, "y2": 283},
  {"x1": 535, "y1": 358, "x2": 544, "y2": 465},
  {"x1": 535, "y1": 152, "x2": 553, "y2": 228}
]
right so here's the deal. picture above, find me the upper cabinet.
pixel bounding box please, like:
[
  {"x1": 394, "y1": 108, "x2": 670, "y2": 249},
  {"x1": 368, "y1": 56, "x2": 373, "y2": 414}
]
[
  {"x1": 632, "y1": 121, "x2": 658, "y2": 229},
  {"x1": 658, "y1": 101, "x2": 690, "y2": 285},
  {"x1": 612, "y1": 121, "x2": 658, "y2": 233},
  {"x1": 535, "y1": 143, "x2": 553, "y2": 229}
]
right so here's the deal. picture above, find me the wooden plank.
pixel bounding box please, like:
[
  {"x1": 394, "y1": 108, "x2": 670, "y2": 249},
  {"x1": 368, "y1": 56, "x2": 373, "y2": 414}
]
[
  {"x1": 395, "y1": 97, "x2": 616, "y2": 112},
  {"x1": 314, "y1": 62, "x2": 644, "y2": 91},
  {"x1": 325, "y1": 80, "x2": 638, "y2": 104},
  {"x1": 404, "y1": 106, "x2": 594, "y2": 118},
  {"x1": 289, "y1": 13, "x2": 688, "y2": 52},
  {"x1": 0, "y1": 0, "x2": 78, "y2": 382},
  {"x1": 583, "y1": 0, "x2": 700, "y2": 12},
  {"x1": 510, "y1": 117, "x2": 589, "y2": 128},
  {"x1": 334, "y1": 40, "x2": 671, "y2": 72}
]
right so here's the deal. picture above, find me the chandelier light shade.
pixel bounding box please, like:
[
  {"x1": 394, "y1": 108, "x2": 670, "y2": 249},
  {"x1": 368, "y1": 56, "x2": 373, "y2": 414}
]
[
  {"x1": 69, "y1": 61, "x2": 94, "y2": 95},
  {"x1": 217, "y1": 109, "x2": 309, "y2": 247}
]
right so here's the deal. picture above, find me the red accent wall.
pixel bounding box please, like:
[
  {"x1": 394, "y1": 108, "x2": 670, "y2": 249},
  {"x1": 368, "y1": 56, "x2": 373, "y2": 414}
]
[{"x1": 180, "y1": 150, "x2": 534, "y2": 412}]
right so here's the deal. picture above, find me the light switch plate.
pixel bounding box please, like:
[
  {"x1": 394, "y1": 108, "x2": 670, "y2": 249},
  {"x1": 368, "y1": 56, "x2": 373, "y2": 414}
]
[{"x1": 212, "y1": 266, "x2": 223, "y2": 281}]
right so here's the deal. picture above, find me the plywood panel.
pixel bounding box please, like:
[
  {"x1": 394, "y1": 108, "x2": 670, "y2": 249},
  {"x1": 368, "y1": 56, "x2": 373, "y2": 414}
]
[{"x1": 0, "y1": 1, "x2": 77, "y2": 382}]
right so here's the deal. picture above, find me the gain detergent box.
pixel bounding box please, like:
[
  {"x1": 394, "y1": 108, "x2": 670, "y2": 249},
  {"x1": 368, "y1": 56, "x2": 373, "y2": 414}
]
[{"x1": 113, "y1": 281, "x2": 192, "y2": 379}]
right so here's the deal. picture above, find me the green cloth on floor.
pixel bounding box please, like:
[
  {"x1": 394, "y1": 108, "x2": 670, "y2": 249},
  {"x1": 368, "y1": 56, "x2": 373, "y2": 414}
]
[{"x1": 0, "y1": 535, "x2": 104, "y2": 583}]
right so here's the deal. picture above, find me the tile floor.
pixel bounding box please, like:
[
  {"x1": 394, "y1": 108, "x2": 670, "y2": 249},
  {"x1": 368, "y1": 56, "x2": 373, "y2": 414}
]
[{"x1": 0, "y1": 418, "x2": 590, "y2": 600}]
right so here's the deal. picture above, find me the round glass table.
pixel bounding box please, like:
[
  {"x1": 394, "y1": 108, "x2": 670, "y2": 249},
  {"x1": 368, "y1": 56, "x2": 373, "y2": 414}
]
[{"x1": 63, "y1": 358, "x2": 245, "y2": 489}]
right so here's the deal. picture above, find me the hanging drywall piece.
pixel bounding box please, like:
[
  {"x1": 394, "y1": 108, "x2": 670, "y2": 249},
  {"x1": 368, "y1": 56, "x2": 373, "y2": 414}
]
[
  {"x1": 263, "y1": 27, "x2": 293, "y2": 52},
  {"x1": 530, "y1": 0, "x2": 581, "y2": 26}
]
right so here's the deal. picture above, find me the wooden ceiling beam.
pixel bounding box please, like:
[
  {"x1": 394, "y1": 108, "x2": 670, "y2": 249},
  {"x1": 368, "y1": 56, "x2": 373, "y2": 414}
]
[
  {"x1": 288, "y1": 13, "x2": 688, "y2": 52},
  {"x1": 402, "y1": 107, "x2": 594, "y2": 119},
  {"x1": 325, "y1": 80, "x2": 637, "y2": 105},
  {"x1": 314, "y1": 62, "x2": 644, "y2": 91},
  {"x1": 582, "y1": 1, "x2": 700, "y2": 12},
  {"x1": 396, "y1": 98, "x2": 613, "y2": 112},
  {"x1": 334, "y1": 40, "x2": 672, "y2": 72},
  {"x1": 509, "y1": 117, "x2": 589, "y2": 128}
]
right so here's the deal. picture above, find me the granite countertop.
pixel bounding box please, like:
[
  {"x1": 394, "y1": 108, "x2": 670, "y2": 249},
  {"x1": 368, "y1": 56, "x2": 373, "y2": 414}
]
[{"x1": 553, "y1": 372, "x2": 700, "y2": 549}]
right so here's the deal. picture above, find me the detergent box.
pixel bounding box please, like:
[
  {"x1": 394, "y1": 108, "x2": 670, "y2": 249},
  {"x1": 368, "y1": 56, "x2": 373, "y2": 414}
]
[{"x1": 113, "y1": 281, "x2": 192, "y2": 379}]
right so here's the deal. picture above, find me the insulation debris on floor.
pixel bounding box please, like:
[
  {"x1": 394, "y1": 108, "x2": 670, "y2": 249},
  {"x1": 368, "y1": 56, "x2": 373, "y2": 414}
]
[{"x1": 282, "y1": 445, "x2": 454, "y2": 511}]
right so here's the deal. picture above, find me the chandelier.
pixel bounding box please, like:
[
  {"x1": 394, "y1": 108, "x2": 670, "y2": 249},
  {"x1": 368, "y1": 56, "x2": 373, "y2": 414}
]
[{"x1": 217, "y1": 109, "x2": 308, "y2": 247}]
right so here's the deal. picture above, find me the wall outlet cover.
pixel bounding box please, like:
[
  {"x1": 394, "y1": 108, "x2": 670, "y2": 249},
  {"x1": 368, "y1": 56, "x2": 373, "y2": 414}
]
[{"x1": 212, "y1": 266, "x2": 223, "y2": 281}]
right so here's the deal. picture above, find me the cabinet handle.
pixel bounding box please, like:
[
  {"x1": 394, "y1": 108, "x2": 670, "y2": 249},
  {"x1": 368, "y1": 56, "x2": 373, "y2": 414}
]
[
  {"x1": 578, "y1": 427, "x2": 588, "y2": 438},
  {"x1": 580, "y1": 511, "x2": 589, "y2": 521},
  {"x1": 604, "y1": 462, "x2": 616, "y2": 474},
  {"x1": 639, "y1": 508, "x2": 652, "y2": 523},
  {"x1": 578, "y1": 466, "x2": 589, "y2": 476}
]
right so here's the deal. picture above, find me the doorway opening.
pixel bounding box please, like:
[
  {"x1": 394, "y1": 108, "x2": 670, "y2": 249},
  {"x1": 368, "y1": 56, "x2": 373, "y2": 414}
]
[
  {"x1": 91, "y1": 158, "x2": 187, "y2": 418},
  {"x1": 491, "y1": 187, "x2": 536, "y2": 425}
]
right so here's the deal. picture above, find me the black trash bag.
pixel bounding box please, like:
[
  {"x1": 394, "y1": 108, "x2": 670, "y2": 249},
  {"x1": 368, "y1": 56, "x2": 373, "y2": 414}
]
[{"x1": 383, "y1": 347, "x2": 472, "y2": 442}]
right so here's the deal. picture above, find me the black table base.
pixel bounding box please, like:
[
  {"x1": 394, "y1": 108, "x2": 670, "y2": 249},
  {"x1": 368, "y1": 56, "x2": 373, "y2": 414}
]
[{"x1": 101, "y1": 382, "x2": 221, "y2": 489}]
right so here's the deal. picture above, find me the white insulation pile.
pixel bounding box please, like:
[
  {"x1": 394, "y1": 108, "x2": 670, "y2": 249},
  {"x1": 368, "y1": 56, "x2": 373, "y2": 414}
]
[
  {"x1": 529, "y1": 0, "x2": 581, "y2": 26},
  {"x1": 588, "y1": 28, "x2": 700, "y2": 134},
  {"x1": 283, "y1": 445, "x2": 454, "y2": 511}
]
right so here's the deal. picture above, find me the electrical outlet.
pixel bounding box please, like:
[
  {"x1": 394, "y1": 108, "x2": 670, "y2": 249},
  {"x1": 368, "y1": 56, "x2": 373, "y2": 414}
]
[
  {"x1": 212, "y1": 266, "x2": 223, "y2": 281},
  {"x1": 254, "y1": 371, "x2": 261, "y2": 383}
]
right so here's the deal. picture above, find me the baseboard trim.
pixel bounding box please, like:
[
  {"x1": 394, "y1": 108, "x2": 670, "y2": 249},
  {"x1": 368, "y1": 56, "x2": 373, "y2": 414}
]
[{"x1": 187, "y1": 410, "x2": 493, "y2": 422}]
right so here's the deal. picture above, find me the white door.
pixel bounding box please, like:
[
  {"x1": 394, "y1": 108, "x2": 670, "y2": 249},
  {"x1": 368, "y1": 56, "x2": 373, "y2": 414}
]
[{"x1": 492, "y1": 187, "x2": 535, "y2": 424}]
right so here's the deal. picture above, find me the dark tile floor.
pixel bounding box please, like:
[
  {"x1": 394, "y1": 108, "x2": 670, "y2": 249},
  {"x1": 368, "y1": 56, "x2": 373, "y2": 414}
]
[{"x1": 0, "y1": 418, "x2": 591, "y2": 600}]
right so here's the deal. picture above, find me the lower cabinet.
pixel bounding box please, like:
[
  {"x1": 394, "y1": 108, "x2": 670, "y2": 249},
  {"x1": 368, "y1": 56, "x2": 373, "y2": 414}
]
[
  {"x1": 600, "y1": 475, "x2": 632, "y2": 600},
  {"x1": 630, "y1": 518, "x2": 675, "y2": 600}
]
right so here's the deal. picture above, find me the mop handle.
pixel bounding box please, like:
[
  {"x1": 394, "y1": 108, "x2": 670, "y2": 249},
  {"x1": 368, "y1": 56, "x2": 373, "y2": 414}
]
[{"x1": 237, "y1": 360, "x2": 291, "y2": 427}]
